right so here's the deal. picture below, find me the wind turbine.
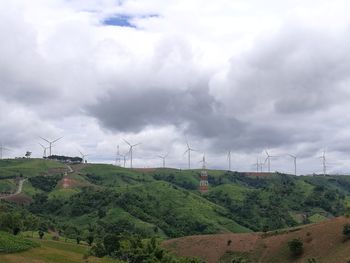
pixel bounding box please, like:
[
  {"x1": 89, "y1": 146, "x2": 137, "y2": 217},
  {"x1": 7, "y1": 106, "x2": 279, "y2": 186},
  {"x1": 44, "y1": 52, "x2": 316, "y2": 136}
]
[
  {"x1": 123, "y1": 139, "x2": 141, "y2": 168},
  {"x1": 121, "y1": 153, "x2": 127, "y2": 168},
  {"x1": 264, "y1": 150, "x2": 278, "y2": 173},
  {"x1": 252, "y1": 157, "x2": 263, "y2": 172},
  {"x1": 38, "y1": 143, "x2": 50, "y2": 158},
  {"x1": 39, "y1": 136, "x2": 63, "y2": 156},
  {"x1": 78, "y1": 150, "x2": 88, "y2": 163},
  {"x1": 288, "y1": 154, "x2": 297, "y2": 176},
  {"x1": 0, "y1": 143, "x2": 10, "y2": 160},
  {"x1": 158, "y1": 153, "x2": 168, "y2": 168},
  {"x1": 115, "y1": 145, "x2": 121, "y2": 166},
  {"x1": 319, "y1": 150, "x2": 327, "y2": 176},
  {"x1": 184, "y1": 139, "x2": 197, "y2": 169},
  {"x1": 227, "y1": 150, "x2": 232, "y2": 171}
]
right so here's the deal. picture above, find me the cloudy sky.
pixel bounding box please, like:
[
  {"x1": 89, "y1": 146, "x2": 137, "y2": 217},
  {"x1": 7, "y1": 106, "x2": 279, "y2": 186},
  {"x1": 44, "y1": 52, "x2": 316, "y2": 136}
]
[{"x1": 1, "y1": 0, "x2": 350, "y2": 174}]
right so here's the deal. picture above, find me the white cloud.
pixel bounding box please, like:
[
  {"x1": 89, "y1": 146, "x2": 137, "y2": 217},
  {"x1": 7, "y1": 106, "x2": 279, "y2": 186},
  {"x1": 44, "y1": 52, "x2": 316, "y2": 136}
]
[{"x1": 1, "y1": 0, "x2": 350, "y2": 174}]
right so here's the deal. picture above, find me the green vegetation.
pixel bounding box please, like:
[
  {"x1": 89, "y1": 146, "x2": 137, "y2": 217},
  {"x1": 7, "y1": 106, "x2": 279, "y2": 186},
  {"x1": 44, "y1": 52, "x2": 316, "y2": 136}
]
[
  {"x1": 2, "y1": 159, "x2": 350, "y2": 262},
  {"x1": 287, "y1": 238, "x2": 303, "y2": 256},
  {"x1": 0, "y1": 159, "x2": 65, "y2": 178},
  {"x1": 91, "y1": 236, "x2": 203, "y2": 263},
  {"x1": 29, "y1": 175, "x2": 62, "y2": 192},
  {"x1": 343, "y1": 223, "x2": 350, "y2": 239},
  {"x1": 0, "y1": 231, "x2": 39, "y2": 253}
]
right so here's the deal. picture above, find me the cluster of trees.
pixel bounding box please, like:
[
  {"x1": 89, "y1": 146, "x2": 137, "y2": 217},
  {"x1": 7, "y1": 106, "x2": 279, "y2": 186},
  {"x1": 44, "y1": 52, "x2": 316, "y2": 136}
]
[
  {"x1": 47, "y1": 155, "x2": 82, "y2": 163},
  {"x1": 90, "y1": 235, "x2": 203, "y2": 263},
  {"x1": 207, "y1": 174, "x2": 346, "y2": 232},
  {"x1": 28, "y1": 175, "x2": 62, "y2": 192}
]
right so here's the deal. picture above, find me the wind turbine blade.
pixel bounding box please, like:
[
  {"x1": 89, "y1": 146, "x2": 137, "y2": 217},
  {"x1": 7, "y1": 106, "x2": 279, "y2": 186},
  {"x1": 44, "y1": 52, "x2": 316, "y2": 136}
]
[
  {"x1": 265, "y1": 150, "x2": 269, "y2": 156},
  {"x1": 264, "y1": 156, "x2": 269, "y2": 164},
  {"x1": 132, "y1": 143, "x2": 141, "y2": 147},
  {"x1": 184, "y1": 149, "x2": 189, "y2": 155},
  {"x1": 39, "y1": 136, "x2": 50, "y2": 144},
  {"x1": 38, "y1": 143, "x2": 46, "y2": 149},
  {"x1": 52, "y1": 136, "x2": 63, "y2": 143},
  {"x1": 123, "y1": 139, "x2": 131, "y2": 146}
]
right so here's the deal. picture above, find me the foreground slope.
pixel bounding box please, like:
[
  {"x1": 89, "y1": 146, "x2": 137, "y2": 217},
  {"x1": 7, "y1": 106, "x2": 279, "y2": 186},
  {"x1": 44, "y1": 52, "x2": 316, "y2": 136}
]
[
  {"x1": 163, "y1": 216, "x2": 350, "y2": 263},
  {"x1": 0, "y1": 238, "x2": 118, "y2": 263}
]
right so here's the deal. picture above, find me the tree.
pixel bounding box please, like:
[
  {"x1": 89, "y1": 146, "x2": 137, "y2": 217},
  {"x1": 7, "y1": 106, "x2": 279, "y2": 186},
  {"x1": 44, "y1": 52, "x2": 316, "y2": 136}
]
[
  {"x1": 23, "y1": 214, "x2": 39, "y2": 237},
  {"x1": 288, "y1": 238, "x2": 303, "y2": 256},
  {"x1": 343, "y1": 223, "x2": 350, "y2": 240},
  {"x1": 38, "y1": 230, "x2": 45, "y2": 239},
  {"x1": 86, "y1": 235, "x2": 94, "y2": 246},
  {"x1": 103, "y1": 234, "x2": 120, "y2": 255}
]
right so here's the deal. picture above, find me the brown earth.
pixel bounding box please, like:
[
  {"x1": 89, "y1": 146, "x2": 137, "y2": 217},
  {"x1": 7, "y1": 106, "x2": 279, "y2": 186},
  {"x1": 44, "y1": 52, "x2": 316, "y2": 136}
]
[
  {"x1": 163, "y1": 217, "x2": 350, "y2": 263},
  {"x1": 57, "y1": 176, "x2": 89, "y2": 189}
]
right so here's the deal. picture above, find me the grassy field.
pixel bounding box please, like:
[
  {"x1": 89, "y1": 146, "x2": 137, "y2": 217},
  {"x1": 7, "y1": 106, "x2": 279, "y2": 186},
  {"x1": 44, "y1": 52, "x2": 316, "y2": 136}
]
[
  {"x1": 0, "y1": 179, "x2": 16, "y2": 193},
  {"x1": 0, "y1": 159, "x2": 66, "y2": 178},
  {"x1": 0, "y1": 238, "x2": 121, "y2": 263},
  {"x1": 164, "y1": 216, "x2": 350, "y2": 263},
  {"x1": 0, "y1": 231, "x2": 39, "y2": 253}
]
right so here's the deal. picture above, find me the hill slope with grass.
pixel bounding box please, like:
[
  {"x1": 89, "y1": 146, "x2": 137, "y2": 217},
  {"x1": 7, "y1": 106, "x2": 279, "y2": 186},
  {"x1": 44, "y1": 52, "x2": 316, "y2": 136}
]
[
  {"x1": 2, "y1": 159, "x2": 350, "y2": 242},
  {"x1": 0, "y1": 237, "x2": 119, "y2": 263},
  {"x1": 163, "y1": 216, "x2": 350, "y2": 263},
  {"x1": 0, "y1": 231, "x2": 39, "y2": 253}
]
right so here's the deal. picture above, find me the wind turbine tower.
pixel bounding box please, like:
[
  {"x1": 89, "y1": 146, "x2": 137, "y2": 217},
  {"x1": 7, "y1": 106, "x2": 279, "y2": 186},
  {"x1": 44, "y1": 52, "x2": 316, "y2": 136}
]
[
  {"x1": 320, "y1": 151, "x2": 327, "y2": 176},
  {"x1": 288, "y1": 154, "x2": 297, "y2": 176},
  {"x1": 253, "y1": 157, "x2": 263, "y2": 173},
  {"x1": 79, "y1": 150, "x2": 88, "y2": 163},
  {"x1": 39, "y1": 136, "x2": 63, "y2": 156},
  {"x1": 264, "y1": 150, "x2": 278, "y2": 173},
  {"x1": 0, "y1": 144, "x2": 10, "y2": 160},
  {"x1": 115, "y1": 145, "x2": 121, "y2": 166},
  {"x1": 39, "y1": 143, "x2": 49, "y2": 158},
  {"x1": 121, "y1": 154, "x2": 127, "y2": 168},
  {"x1": 227, "y1": 150, "x2": 232, "y2": 171},
  {"x1": 123, "y1": 139, "x2": 141, "y2": 168},
  {"x1": 158, "y1": 153, "x2": 168, "y2": 168},
  {"x1": 184, "y1": 140, "x2": 196, "y2": 169}
]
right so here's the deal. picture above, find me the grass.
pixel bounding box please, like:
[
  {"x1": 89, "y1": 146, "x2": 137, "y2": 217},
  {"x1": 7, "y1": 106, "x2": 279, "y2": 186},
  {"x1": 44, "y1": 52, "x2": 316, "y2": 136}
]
[
  {"x1": 308, "y1": 213, "x2": 328, "y2": 223},
  {"x1": 0, "y1": 159, "x2": 66, "y2": 178},
  {"x1": 0, "y1": 231, "x2": 39, "y2": 253},
  {"x1": 208, "y1": 184, "x2": 251, "y2": 202},
  {"x1": 81, "y1": 164, "x2": 154, "y2": 187},
  {"x1": 48, "y1": 188, "x2": 81, "y2": 200},
  {"x1": 120, "y1": 181, "x2": 251, "y2": 234},
  {"x1": 0, "y1": 238, "x2": 121, "y2": 263},
  {"x1": 0, "y1": 179, "x2": 16, "y2": 193}
]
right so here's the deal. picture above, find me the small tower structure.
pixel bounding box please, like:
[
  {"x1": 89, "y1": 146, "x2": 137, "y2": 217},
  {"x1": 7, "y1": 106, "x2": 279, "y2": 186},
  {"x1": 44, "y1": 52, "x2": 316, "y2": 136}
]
[{"x1": 199, "y1": 155, "x2": 209, "y2": 193}]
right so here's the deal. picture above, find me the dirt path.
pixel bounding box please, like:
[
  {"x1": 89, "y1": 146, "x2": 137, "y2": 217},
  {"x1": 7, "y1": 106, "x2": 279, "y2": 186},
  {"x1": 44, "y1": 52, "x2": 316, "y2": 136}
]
[
  {"x1": 0, "y1": 178, "x2": 27, "y2": 199},
  {"x1": 66, "y1": 165, "x2": 74, "y2": 173}
]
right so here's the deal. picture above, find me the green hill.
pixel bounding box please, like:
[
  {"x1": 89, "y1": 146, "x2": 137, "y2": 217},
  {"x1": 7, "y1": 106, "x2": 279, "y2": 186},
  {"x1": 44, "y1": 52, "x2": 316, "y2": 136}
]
[{"x1": 2, "y1": 159, "x2": 350, "y2": 238}]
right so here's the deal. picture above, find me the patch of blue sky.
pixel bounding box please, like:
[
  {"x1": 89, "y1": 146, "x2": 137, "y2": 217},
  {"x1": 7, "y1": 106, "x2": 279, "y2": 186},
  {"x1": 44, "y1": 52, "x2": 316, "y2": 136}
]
[{"x1": 103, "y1": 15, "x2": 136, "y2": 28}]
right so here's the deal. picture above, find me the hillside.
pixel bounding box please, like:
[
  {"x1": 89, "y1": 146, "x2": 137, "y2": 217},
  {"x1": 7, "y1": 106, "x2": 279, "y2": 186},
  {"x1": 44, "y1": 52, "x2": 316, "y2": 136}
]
[
  {"x1": 2, "y1": 159, "x2": 350, "y2": 239},
  {"x1": 0, "y1": 236, "x2": 118, "y2": 263},
  {"x1": 163, "y1": 216, "x2": 350, "y2": 263},
  {"x1": 0, "y1": 231, "x2": 39, "y2": 253}
]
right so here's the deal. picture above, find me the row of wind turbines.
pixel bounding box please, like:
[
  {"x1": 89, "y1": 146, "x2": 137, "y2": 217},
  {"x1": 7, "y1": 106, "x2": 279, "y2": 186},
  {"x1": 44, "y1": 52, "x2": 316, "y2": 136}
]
[
  {"x1": 1, "y1": 137, "x2": 329, "y2": 176},
  {"x1": 117, "y1": 139, "x2": 329, "y2": 176}
]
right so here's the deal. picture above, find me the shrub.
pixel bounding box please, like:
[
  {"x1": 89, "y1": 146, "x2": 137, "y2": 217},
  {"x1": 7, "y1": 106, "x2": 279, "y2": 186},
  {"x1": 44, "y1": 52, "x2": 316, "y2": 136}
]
[
  {"x1": 288, "y1": 238, "x2": 303, "y2": 256},
  {"x1": 343, "y1": 223, "x2": 350, "y2": 239}
]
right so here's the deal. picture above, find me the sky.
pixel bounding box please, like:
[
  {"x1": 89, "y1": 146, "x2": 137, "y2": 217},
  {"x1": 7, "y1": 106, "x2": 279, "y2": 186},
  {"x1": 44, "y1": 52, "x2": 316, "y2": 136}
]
[{"x1": 1, "y1": 0, "x2": 350, "y2": 174}]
